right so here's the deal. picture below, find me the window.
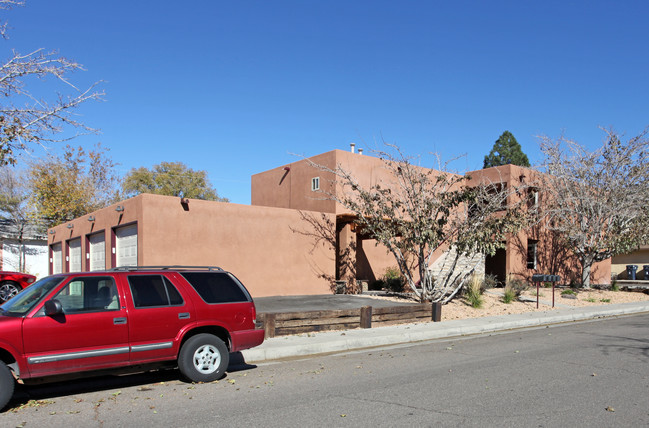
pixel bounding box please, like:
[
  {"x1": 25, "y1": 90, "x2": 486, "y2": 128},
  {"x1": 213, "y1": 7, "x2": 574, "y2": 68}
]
[
  {"x1": 128, "y1": 275, "x2": 183, "y2": 308},
  {"x1": 181, "y1": 272, "x2": 251, "y2": 304},
  {"x1": 527, "y1": 188, "x2": 539, "y2": 209},
  {"x1": 311, "y1": 177, "x2": 320, "y2": 191},
  {"x1": 487, "y1": 182, "x2": 507, "y2": 211},
  {"x1": 527, "y1": 240, "x2": 538, "y2": 269},
  {"x1": 53, "y1": 277, "x2": 118, "y2": 313}
]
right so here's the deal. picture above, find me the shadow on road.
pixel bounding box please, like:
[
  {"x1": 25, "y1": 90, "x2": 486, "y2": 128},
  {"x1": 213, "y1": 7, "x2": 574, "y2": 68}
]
[{"x1": 5, "y1": 352, "x2": 258, "y2": 412}]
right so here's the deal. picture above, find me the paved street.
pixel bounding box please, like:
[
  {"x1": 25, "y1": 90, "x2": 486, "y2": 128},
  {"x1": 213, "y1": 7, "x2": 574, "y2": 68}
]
[{"x1": 3, "y1": 313, "x2": 649, "y2": 427}]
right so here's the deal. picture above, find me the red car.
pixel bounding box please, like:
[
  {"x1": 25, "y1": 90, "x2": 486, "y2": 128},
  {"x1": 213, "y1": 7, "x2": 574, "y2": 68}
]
[
  {"x1": 0, "y1": 266, "x2": 265, "y2": 410},
  {"x1": 0, "y1": 271, "x2": 37, "y2": 303}
]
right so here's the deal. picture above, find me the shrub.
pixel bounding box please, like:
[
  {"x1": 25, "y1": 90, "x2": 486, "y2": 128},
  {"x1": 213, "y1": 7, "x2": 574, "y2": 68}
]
[
  {"x1": 502, "y1": 288, "x2": 516, "y2": 304},
  {"x1": 383, "y1": 267, "x2": 404, "y2": 293},
  {"x1": 465, "y1": 275, "x2": 484, "y2": 308},
  {"x1": 585, "y1": 297, "x2": 596, "y2": 303},
  {"x1": 483, "y1": 274, "x2": 499, "y2": 289},
  {"x1": 561, "y1": 289, "x2": 576, "y2": 296},
  {"x1": 600, "y1": 298, "x2": 611, "y2": 303},
  {"x1": 610, "y1": 281, "x2": 620, "y2": 292}
]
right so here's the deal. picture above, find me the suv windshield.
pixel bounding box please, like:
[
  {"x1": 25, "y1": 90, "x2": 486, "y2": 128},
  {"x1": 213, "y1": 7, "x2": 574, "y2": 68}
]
[{"x1": 0, "y1": 276, "x2": 65, "y2": 316}]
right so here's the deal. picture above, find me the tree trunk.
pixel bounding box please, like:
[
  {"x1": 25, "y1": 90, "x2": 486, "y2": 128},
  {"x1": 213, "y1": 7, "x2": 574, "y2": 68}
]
[{"x1": 581, "y1": 258, "x2": 592, "y2": 288}]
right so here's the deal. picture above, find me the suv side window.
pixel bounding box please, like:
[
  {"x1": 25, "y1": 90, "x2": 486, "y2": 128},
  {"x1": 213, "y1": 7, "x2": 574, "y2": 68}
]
[
  {"x1": 180, "y1": 272, "x2": 251, "y2": 304},
  {"x1": 53, "y1": 277, "x2": 119, "y2": 313},
  {"x1": 128, "y1": 275, "x2": 184, "y2": 308}
]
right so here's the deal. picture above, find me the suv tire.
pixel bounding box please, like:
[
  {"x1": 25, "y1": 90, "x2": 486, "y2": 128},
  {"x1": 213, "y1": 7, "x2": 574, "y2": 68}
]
[
  {"x1": 0, "y1": 362, "x2": 15, "y2": 411},
  {"x1": 178, "y1": 334, "x2": 229, "y2": 382},
  {"x1": 0, "y1": 281, "x2": 21, "y2": 303}
]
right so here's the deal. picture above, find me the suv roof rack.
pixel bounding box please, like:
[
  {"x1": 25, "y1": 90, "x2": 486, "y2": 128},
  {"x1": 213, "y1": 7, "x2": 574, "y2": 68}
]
[{"x1": 108, "y1": 265, "x2": 224, "y2": 272}]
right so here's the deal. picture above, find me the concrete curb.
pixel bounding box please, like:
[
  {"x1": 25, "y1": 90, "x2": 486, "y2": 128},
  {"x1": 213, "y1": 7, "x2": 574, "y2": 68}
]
[{"x1": 241, "y1": 301, "x2": 649, "y2": 363}]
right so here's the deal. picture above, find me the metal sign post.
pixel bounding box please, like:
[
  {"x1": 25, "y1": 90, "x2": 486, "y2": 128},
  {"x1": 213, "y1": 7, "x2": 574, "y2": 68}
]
[{"x1": 532, "y1": 274, "x2": 561, "y2": 308}]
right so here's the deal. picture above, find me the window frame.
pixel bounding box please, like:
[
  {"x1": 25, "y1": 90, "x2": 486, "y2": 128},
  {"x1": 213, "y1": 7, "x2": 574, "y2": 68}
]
[
  {"x1": 311, "y1": 177, "x2": 320, "y2": 191},
  {"x1": 180, "y1": 272, "x2": 252, "y2": 305},
  {"x1": 527, "y1": 239, "x2": 538, "y2": 270},
  {"x1": 52, "y1": 276, "x2": 119, "y2": 314},
  {"x1": 128, "y1": 274, "x2": 185, "y2": 309}
]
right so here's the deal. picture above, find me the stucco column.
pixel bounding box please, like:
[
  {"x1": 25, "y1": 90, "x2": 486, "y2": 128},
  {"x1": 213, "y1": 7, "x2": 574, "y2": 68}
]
[{"x1": 337, "y1": 222, "x2": 357, "y2": 289}]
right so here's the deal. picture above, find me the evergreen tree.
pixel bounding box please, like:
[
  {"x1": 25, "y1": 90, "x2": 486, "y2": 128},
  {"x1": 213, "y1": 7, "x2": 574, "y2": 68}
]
[{"x1": 483, "y1": 131, "x2": 530, "y2": 168}]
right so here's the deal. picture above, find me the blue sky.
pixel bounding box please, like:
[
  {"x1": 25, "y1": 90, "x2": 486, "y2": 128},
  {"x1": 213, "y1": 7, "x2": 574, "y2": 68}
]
[{"x1": 5, "y1": 1, "x2": 649, "y2": 204}]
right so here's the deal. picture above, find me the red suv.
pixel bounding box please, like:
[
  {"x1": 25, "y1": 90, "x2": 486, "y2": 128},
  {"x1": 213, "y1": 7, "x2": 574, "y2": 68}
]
[
  {"x1": 0, "y1": 266, "x2": 264, "y2": 410},
  {"x1": 0, "y1": 271, "x2": 37, "y2": 303}
]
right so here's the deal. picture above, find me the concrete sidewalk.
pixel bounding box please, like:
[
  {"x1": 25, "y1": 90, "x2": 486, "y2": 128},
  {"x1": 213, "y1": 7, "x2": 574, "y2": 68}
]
[{"x1": 241, "y1": 301, "x2": 649, "y2": 364}]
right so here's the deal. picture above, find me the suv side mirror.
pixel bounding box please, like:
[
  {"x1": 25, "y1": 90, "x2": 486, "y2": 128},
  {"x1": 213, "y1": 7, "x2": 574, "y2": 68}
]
[{"x1": 44, "y1": 299, "x2": 63, "y2": 316}]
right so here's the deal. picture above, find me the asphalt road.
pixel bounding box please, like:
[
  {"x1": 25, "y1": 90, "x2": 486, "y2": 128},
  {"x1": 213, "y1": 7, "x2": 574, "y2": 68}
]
[{"x1": 3, "y1": 314, "x2": 648, "y2": 427}]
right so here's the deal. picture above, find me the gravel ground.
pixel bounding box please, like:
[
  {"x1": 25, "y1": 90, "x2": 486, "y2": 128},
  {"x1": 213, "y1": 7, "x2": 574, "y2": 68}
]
[{"x1": 363, "y1": 288, "x2": 649, "y2": 321}]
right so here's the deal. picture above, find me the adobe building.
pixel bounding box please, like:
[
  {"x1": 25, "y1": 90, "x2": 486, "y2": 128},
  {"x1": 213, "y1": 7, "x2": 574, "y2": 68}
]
[{"x1": 47, "y1": 148, "x2": 611, "y2": 297}]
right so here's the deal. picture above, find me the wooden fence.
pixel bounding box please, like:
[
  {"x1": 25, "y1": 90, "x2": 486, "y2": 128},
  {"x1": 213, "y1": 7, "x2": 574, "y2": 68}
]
[{"x1": 258, "y1": 303, "x2": 442, "y2": 338}]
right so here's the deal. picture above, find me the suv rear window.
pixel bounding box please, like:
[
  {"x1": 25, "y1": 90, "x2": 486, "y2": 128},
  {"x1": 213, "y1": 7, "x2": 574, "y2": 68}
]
[
  {"x1": 180, "y1": 272, "x2": 250, "y2": 304},
  {"x1": 128, "y1": 275, "x2": 184, "y2": 307}
]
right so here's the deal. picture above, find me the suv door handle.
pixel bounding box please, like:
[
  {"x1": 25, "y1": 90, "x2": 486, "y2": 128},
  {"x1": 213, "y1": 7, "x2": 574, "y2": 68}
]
[
  {"x1": 178, "y1": 313, "x2": 190, "y2": 320},
  {"x1": 113, "y1": 317, "x2": 127, "y2": 325}
]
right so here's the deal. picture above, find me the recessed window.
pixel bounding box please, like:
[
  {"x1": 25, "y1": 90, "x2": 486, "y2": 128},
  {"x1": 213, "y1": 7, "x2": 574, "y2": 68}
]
[
  {"x1": 527, "y1": 240, "x2": 538, "y2": 269},
  {"x1": 311, "y1": 177, "x2": 320, "y2": 191},
  {"x1": 528, "y1": 188, "x2": 539, "y2": 209}
]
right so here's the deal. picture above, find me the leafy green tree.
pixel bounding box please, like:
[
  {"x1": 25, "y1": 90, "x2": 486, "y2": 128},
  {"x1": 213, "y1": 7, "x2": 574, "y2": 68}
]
[
  {"x1": 0, "y1": 1, "x2": 103, "y2": 166},
  {"x1": 28, "y1": 144, "x2": 121, "y2": 227},
  {"x1": 122, "y1": 162, "x2": 228, "y2": 202},
  {"x1": 483, "y1": 131, "x2": 530, "y2": 168}
]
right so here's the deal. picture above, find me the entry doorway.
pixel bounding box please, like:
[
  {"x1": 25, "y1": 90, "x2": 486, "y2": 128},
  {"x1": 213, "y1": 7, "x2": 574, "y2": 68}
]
[{"x1": 485, "y1": 247, "x2": 507, "y2": 286}]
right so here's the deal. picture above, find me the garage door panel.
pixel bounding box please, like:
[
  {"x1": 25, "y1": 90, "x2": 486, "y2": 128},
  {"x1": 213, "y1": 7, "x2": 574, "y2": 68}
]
[
  {"x1": 68, "y1": 239, "x2": 81, "y2": 272},
  {"x1": 89, "y1": 233, "x2": 106, "y2": 271},
  {"x1": 51, "y1": 243, "x2": 62, "y2": 274},
  {"x1": 115, "y1": 224, "x2": 137, "y2": 267}
]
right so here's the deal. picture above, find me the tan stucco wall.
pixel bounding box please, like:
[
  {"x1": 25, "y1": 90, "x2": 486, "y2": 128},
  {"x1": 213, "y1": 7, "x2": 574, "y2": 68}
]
[
  {"x1": 49, "y1": 194, "x2": 335, "y2": 298},
  {"x1": 251, "y1": 151, "x2": 339, "y2": 213},
  {"x1": 48, "y1": 197, "x2": 144, "y2": 273},
  {"x1": 251, "y1": 150, "x2": 406, "y2": 215}
]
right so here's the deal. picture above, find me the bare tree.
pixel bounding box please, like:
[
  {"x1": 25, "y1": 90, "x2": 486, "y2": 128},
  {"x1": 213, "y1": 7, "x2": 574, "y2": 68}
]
[
  {"x1": 311, "y1": 146, "x2": 528, "y2": 303},
  {"x1": 538, "y1": 127, "x2": 649, "y2": 287},
  {"x1": 0, "y1": 0, "x2": 103, "y2": 166}
]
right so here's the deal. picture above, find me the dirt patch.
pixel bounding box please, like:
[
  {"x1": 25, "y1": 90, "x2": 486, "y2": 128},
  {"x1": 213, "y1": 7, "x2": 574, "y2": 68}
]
[{"x1": 362, "y1": 288, "x2": 649, "y2": 321}]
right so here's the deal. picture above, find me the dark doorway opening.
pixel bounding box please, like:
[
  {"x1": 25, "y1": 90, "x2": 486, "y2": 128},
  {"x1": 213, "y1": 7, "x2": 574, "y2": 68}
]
[{"x1": 485, "y1": 247, "x2": 507, "y2": 286}]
